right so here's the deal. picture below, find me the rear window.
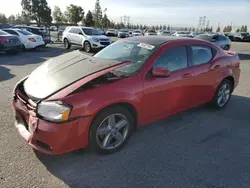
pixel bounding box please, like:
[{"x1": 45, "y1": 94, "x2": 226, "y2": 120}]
[
  {"x1": 17, "y1": 29, "x2": 33, "y2": 35},
  {"x1": 0, "y1": 30, "x2": 8, "y2": 35},
  {"x1": 191, "y1": 45, "x2": 213, "y2": 66}
]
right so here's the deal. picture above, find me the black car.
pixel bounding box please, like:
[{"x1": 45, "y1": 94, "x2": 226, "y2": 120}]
[
  {"x1": 234, "y1": 32, "x2": 250, "y2": 42},
  {"x1": 0, "y1": 29, "x2": 23, "y2": 54},
  {"x1": 13, "y1": 26, "x2": 51, "y2": 45}
]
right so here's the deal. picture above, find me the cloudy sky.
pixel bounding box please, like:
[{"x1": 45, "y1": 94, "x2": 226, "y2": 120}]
[{"x1": 0, "y1": 0, "x2": 249, "y2": 28}]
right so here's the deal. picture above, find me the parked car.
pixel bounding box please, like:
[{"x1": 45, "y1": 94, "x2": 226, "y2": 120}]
[
  {"x1": 0, "y1": 24, "x2": 13, "y2": 29},
  {"x1": 118, "y1": 29, "x2": 129, "y2": 38},
  {"x1": 144, "y1": 29, "x2": 157, "y2": 36},
  {"x1": 172, "y1": 31, "x2": 190, "y2": 37},
  {"x1": 105, "y1": 29, "x2": 117, "y2": 36},
  {"x1": 13, "y1": 26, "x2": 50, "y2": 45},
  {"x1": 188, "y1": 32, "x2": 204, "y2": 38},
  {"x1": 13, "y1": 36, "x2": 240, "y2": 155},
  {"x1": 157, "y1": 30, "x2": 171, "y2": 36},
  {"x1": 234, "y1": 32, "x2": 250, "y2": 42},
  {"x1": 3, "y1": 28, "x2": 45, "y2": 50},
  {"x1": 96, "y1": 28, "x2": 105, "y2": 35},
  {"x1": 62, "y1": 26, "x2": 111, "y2": 52},
  {"x1": 0, "y1": 29, "x2": 23, "y2": 54},
  {"x1": 195, "y1": 34, "x2": 231, "y2": 50},
  {"x1": 132, "y1": 30, "x2": 143, "y2": 36},
  {"x1": 224, "y1": 32, "x2": 235, "y2": 41}
]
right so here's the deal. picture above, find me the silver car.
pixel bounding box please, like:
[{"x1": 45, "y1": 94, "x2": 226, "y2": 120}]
[
  {"x1": 62, "y1": 26, "x2": 111, "y2": 52},
  {"x1": 195, "y1": 34, "x2": 231, "y2": 50},
  {"x1": 157, "y1": 30, "x2": 171, "y2": 36}
]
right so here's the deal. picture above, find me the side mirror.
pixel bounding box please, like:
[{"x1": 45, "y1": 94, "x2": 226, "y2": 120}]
[
  {"x1": 152, "y1": 67, "x2": 170, "y2": 77},
  {"x1": 79, "y1": 32, "x2": 83, "y2": 35}
]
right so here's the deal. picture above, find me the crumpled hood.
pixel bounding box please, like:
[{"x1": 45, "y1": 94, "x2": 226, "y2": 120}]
[{"x1": 23, "y1": 50, "x2": 121, "y2": 100}]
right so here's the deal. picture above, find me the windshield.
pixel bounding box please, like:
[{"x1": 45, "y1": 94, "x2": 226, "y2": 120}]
[
  {"x1": 82, "y1": 28, "x2": 100, "y2": 35},
  {"x1": 0, "y1": 30, "x2": 8, "y2": 35},
  {"x1": 16, "y1": 29, "x2": 33, "y2": 35},
  {"x1": 195, "y1": 34, "x2": 213, "y2": 41},
  {"x1": 93, "y1": 40, "x2": 157, "y2": 75},
  {"x1": 163, "y1": 31, "x2": 170, "y2": 34},
  {"x1": 134, "y1": 30, "x2": 141, "y2": 33},
  {"x1": 148, "y1": 30, "x2": 156, "y2": 33}
]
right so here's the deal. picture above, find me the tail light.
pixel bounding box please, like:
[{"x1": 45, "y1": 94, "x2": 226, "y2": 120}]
[
  {"x1": 28, "y1": 38, "x2": 36, "y2": 42},
  {"x1": 0, "y1": 38, "x2": 9, "y2": 43}
]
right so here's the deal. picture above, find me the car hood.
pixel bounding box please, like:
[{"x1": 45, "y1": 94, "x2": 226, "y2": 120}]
[
  {"x1": 23, "y1": 50, "x2": 123, "y2": 100},
  {"x1": 89, "y1": 35, "x2": 109, "y2": 40}
]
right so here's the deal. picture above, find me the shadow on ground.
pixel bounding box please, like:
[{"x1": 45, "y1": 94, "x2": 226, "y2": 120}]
[
  {"x1": 238, "y1": 53, "x2": 250, "y2": 61},
  {"x1": 0, "y1": 45, "x2": 74, "y2": 66},
  {"x1": 0, "y1": 66, "x2": 15, "y2": 81},
  {"x1": 35, "y1": 95, "x2": 250, "y2": 188}
]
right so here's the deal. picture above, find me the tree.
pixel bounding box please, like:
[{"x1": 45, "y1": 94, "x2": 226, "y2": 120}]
[
  {"x1": 216, "y1": 26, "x2": 220, "y2": 32},
  {"x1": 159, "y1": 25, "x2": 162, "y2": 30},
  {"x1": 7, "y1": 15, "x2": 16, "y2": 24},
  {"x1": 93, "y1": 0, "x2": 102, "y2": 27},
  {"x1": 245, "y1": 25, "x2": 248, "y2": 32},
  {"x1": 102, "y1": 13, "x2": 110, "y2": 28},
  {"x1": 223, "y1": 26, "x2": 227, "y2": 32},
  {"x1": 21, "y1": 0, "x2": 52, "y2": 25},
  {"x1": 236, "y1": 28, "x2": 240, "y2": 32},
  {"x1": 192, "y1": 28, "x2": 195, "y2": 32},
  {"x1": 0, "y1": 13, "x2": 7, "y2": 24},
  {"x1": 240, "y1": 25, "x2": 245, "y2": 32},
  {"x1": 167, "y1": 25, "x2": 170, "y2": 30},
  {"x1": 65, "y1": 4, "x2": 84, "y2": 24},
  {"x1": 163, "y1": 25, "x2": 166, "y2": 30},
  {"x1": 53, "y1": 6, "x2": 63, "y2": 23},
  {"x1": 85, "y1": 10, "x2": 94, "y2": 27},
  {"x1": 156, "y1": 25, "x2": 159, "y2": 30}
]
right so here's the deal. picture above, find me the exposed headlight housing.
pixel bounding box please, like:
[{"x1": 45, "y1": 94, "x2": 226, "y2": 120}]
[
  {"x1": 92, "y1": 37, "x2": 99, "y2": 42},
  {"x1": 37, "y1": 101, "x2": 72, "y2": 122}
]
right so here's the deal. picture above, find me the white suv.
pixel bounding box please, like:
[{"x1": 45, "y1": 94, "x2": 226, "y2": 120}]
[{"x1": 62, "y1": 26, "x2": 111, "y2": 52}]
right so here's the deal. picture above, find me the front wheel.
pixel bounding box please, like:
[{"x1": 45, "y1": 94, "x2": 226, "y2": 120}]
[
  {"x1": 83, "y1": 41, "x2": 92, "y2": 53},
  {"x1": 211, "y1": 79, "x2": 233, "y2": 109},
  {"x1": 64, "y1": 38, "x2": 71, "y2": 49},
  {"x1": 224, "y1": 45, "x2": 230, "y2": 50},
  {"x1": 89, "y1": 106, "x2": 135, "y2": 154}
]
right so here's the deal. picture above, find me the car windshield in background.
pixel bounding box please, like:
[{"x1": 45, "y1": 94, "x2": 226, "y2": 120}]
[
  {"x1": 148, "y1": 30, "x2": 156, "y2": 33},
  {"x1": 195, "y1": 34, "x2": 213, "y2": 41},
  {"x1": 82, "y1": 28, "x2": 100, "y2": 35},
  {"x1": 93, "y1": 40, "x2": 157, "y2": 76},
  {"x1": 17, "y1": 29, "x2": 33, "y2": 35},
  {"x1": 0, "y1": 30, "x2": 9, "y2": 35}
]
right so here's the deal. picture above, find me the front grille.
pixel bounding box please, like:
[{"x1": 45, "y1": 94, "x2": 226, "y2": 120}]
[
  {"x1": 100, "y1": 38, "x2": 109, "y2": 41},
  {"x1": 100, "y1": 42, "x2": 110, "y2": 45}
]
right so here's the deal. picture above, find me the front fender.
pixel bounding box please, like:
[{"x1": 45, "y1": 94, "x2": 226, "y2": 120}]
[{"x1": 84, "y1": 91, "x2": 141, "y2": 117}]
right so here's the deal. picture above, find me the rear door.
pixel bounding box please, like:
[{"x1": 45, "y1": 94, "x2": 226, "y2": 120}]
[
  {"x1": 74, "y1": 28, "x2": 84, "y2": 45},
  {"x1": 188, "y1": 44, "x2": 218, "y2": 105}
]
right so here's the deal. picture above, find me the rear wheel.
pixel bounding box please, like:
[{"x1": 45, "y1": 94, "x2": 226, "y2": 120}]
[
  {"x1": 89, "y1": 106, "x2": 135, "y2": 154},
  {"x1": 211, "y1": 79, "x2": 233, "y2": 109},
  {"x1": 224, "y1": 45, "x2": 230, "y2": 50},
  {"x1": 64, "y1": 38, "x2": 71, "y2": 49}
]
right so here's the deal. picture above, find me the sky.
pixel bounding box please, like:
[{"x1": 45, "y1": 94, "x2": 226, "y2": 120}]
[{"x1": 0, "y1": 0, "x2": 249, "y2": 29}]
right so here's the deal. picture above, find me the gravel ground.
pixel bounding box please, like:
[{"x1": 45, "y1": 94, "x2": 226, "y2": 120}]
[{"x1": 0, "y1": 42, "x2": 250, "y2": 188}]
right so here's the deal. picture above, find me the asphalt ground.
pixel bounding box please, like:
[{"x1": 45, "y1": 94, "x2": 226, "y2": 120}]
[{"x1": 0, "y1": 41, "x2": 250, "y2": 188}]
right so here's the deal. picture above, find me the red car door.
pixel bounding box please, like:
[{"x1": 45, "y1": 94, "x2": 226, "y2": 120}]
[
  {"x1": 188, "y1": 44, "x2": 219, "y2": 105},
  {"x1": 141, "y1": 44, "x2": 195, "y2": 123}
]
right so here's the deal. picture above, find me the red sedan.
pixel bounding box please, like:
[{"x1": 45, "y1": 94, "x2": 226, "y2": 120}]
[{"x1": 13, "y1": 36, "x2": 241, "y2": 155}]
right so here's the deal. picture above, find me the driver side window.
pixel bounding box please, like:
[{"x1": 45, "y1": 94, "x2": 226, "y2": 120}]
[{"x1": 153, "y1": 46, "x2": 188, "y2": 72}]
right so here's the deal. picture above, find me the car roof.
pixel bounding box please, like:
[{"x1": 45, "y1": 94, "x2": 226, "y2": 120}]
[{"x1": 124, "y1": 36, "x2": 195, "y2": 46}]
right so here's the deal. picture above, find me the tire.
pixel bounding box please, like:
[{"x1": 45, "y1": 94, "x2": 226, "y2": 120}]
[
  {"x1": 89, "y1": 106, "x2": 135, "y2": 154},
  {"x1": 83, "y1": 41, "x2": 92, "y2": 53},
  {"x1": 64, "y1": 38, "x2": 71, "y2": 49},
  {"x1": 224, "y1": 45, "x2": 230, "y2": 50},
  {"x1": 211, "y1": 79, "x2": 233, "y2": 109}
]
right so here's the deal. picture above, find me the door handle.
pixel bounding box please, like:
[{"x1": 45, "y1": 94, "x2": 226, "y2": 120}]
[{"x1": 182, "y1": 73, "x2": 192, "y2": 78}]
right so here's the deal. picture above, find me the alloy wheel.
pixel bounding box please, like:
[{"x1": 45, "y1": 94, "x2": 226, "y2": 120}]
[
  {"x1": 217, "y1": 83, "x2": 231, "y2": 107},
  {"x1": 96, "y1": 113, "x2": 129, "y2": 150}
]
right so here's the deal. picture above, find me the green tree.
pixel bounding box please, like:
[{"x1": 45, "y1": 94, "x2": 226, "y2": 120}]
[
  {"x1": 65, "y1": 4, "x2": 84, "y2": 25},
  {"x1": 21, "y1": 0, "x2": 52, "y2": 25},
  {"x1": 102, "y1": 13, "x2": 109, "y2": 28},
  {"x1": 53, "y1": 6, "x2": 63, "y2": 24},
  {"x1": 155, "y1": 25, "x2": 159, "y2": 30},
  {"x1": 167, "y1": 25, "x2": 170, "y2": 30},
  {"x1": 236, "y1": 28, "x2": 240, "y2": 32},
  {"x1": 163, "y1": 25, "x2": 166, "y2": 30},
  {"x1": 85, "y1": 10, "x2": 94, "y2": 27},
  {"x1": 245, "y1": 25, "x2": 248, "y2": 32},
  {"x1": 216, "y1": 26, "x2": 220, "y2": 32},
  {"x1": 223, "y1": 26, "x2": 227, "y2": 32},
  {"x1": 240, "y1": 25, "x2": 245, "y2": 32},
  {"x1": 159, "y1": 25, "x2": 162, "y2": 30},
  {"x1": 7, "y1": 15, "x2": 16, "y2": 24},
  {"x1": 93, "y1": 0, "x2": 102, "y2": 27},
  {"x1": 0, "y1": 13, "x2": 7, "y2": 24},
  {"x1": 152, "y1": 25, "x2": 155, "y2": 30}
]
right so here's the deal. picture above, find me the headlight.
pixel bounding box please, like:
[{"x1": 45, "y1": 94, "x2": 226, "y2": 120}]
[
  {"x1": 37, "y1": 101, "x2": 72, "y2": 122},
  {"x1": 92, "y1": 37, "x2": 99, "y2": 42}
]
